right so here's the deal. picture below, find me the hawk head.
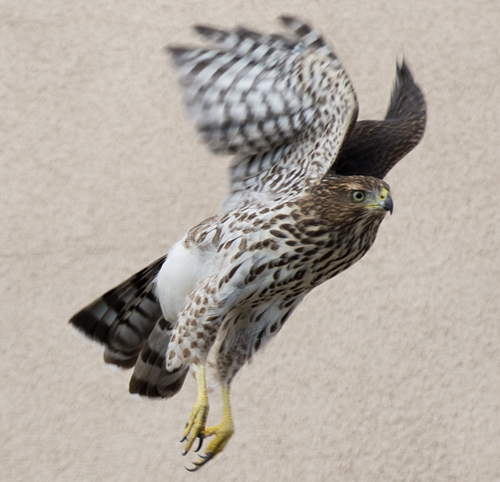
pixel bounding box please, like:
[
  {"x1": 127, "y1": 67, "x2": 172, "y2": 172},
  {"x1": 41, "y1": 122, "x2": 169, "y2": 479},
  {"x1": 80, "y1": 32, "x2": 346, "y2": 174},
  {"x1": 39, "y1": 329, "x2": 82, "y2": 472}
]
[{"x1": 305, "y1": 175, "x2": 393, "y2": 229}]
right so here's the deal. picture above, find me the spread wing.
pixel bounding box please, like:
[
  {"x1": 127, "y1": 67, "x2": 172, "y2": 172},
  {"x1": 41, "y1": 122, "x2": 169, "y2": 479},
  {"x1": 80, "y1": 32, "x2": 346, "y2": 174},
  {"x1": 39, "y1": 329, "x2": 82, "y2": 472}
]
[
  {"x1": 169, "y1": 16, "x2": 358, "y2": 210},
  {"x1": 332, "y1": 60, "x2": 426, "y2": 179}
]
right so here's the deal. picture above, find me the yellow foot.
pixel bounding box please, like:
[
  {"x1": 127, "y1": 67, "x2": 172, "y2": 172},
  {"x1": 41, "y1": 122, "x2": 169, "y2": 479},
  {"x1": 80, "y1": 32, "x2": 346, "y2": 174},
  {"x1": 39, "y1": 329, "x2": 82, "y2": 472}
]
[
  {"x1": 181, "y1": 364, "x2": 209, "y2": 455},
  {"x1": 186, "y1": 420, "x2": 235, "y2": 471},
  {"x1": 186, "y1": 384, "x2": 234, "y2": 471},
  {"x1": 180, "y1": 398, "x2": 209, "y2": 455}
]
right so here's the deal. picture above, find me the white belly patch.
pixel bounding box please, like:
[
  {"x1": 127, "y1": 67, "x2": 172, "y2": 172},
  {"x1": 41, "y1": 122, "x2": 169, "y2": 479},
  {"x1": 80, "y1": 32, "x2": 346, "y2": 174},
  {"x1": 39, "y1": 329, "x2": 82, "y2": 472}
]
[{"x1": 155, "y1": 240, "x2": 214, "y2": 322}]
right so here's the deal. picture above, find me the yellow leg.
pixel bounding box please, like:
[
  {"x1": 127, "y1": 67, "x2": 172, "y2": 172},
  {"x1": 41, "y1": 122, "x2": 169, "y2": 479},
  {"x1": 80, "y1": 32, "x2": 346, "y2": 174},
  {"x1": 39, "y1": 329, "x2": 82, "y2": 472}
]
[
  {"x1": 186, "y1": 383, "x2": 235, "y2": 471},
  {"x1": 203, "y1": 385, "x2": 234, "y2": 454},
  {"x1": 181, "y1": 363, "x2": 209, "y2": 454}
]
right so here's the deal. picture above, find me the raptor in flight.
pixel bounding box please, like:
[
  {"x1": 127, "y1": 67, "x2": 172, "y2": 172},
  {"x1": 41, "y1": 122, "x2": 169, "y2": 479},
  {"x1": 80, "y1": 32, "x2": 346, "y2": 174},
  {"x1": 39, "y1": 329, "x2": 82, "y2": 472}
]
[{"x1": 70, "y1": 17, "x2": 426, "y2": 470}]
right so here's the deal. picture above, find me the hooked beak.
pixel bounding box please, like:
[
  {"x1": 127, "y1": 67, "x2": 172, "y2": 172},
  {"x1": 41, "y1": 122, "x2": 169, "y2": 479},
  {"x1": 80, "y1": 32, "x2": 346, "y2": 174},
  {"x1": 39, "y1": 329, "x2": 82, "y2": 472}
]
[
  {"x1": 370, "y1": 187, "x2": 393, "y2": 214},
  {"x1": 379, "y1": 188, "x2": 393, "y2": 214}
]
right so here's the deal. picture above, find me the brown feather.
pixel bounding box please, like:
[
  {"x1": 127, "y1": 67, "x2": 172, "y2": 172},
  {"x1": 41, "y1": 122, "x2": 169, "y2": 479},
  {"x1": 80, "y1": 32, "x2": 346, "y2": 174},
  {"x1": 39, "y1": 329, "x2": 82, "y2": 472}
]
[{"x1": 332, "y1": 61, "x2": 426, "y2": 179}]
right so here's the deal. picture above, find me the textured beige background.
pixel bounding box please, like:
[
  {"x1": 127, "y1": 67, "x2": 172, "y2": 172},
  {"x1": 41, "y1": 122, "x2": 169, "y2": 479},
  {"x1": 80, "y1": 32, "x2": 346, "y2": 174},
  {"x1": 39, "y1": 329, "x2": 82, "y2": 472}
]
[{"x1": 2, "y1": 1, "x2": 499, "y2": 481}]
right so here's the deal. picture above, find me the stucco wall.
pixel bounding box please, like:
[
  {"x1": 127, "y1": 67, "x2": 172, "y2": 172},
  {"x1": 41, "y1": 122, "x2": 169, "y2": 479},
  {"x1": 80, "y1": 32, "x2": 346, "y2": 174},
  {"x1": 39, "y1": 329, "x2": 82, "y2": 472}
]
[{"x1": 2, "y1": 1, "x2": 499, "y2": 480}]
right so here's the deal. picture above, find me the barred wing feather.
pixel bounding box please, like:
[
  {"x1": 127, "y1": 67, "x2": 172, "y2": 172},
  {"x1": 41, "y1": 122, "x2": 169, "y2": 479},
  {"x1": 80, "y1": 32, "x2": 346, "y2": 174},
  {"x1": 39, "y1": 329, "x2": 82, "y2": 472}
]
[{"x1": 169, "y1": 16, "x2": 358, "y2": 208}]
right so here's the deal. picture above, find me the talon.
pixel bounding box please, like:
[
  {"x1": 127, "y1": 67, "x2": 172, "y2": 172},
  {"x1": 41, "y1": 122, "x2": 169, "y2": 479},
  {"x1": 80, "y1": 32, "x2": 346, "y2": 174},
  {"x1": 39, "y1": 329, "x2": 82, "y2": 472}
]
[
  {"x1": 181, "y1": 364, "x2": 209, "y2": 456},
  {"x1": 194, "y1": 434, "x2": 204, "y2": 452},
  {"x1": 185, "y1": 454, "x2": 212, "y2": 472},
  {"x1": 181, "y1": 372, "x2": 234, "y2": 470},
  {"x1": 192, "y1": 453, "x2": 213, "y2": 469},
  {"x1": 182, "y1": 403, "x2": 208, "y2": 454},
  {"x1": 199, "y1": 453, "x2": 213, "y2": 465}
]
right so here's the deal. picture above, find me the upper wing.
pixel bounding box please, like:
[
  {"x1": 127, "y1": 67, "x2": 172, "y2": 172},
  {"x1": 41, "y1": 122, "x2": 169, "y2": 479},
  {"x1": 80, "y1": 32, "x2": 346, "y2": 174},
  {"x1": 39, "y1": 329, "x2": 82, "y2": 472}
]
[
  {"x1": 169, "y1": 17, "x2": 358, "y2": 209},
  {"x1": 331, "y1": 60, "x2": 426, "y2": 179}
]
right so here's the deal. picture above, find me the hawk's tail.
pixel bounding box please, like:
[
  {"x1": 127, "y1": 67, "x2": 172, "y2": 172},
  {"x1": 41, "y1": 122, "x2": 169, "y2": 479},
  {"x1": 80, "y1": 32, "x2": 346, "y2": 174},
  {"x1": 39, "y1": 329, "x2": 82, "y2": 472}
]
[
  {"x1": 128, "y1": 317, "x2": 190, "y2": 398},
  {"x1": 69, "y1": 254, "x2": 189, "y2": 398}
]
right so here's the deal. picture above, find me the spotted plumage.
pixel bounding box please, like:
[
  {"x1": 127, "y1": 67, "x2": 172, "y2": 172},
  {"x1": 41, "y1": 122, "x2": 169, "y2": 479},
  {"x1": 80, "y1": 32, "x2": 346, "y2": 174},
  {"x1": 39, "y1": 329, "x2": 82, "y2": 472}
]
[{"x1": 69, "y1": 16, "x2": 426, "y2": 469}]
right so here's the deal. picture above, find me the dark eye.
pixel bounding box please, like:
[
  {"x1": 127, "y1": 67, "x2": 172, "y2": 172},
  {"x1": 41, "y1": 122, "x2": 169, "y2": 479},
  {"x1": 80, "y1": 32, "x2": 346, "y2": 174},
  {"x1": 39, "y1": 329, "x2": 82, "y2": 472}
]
[{"x1": 351, "y1": 190, "x2": 366, "y2": 203}]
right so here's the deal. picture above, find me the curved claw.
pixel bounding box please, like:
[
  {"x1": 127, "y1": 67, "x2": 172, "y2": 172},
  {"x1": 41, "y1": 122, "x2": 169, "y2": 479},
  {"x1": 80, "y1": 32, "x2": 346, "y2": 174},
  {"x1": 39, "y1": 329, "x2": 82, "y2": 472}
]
[
  {"x1": 182, "y1": 399, "x2": 209, "y2": 454},
  {"x1": 180, "y1": 423, "x2": 189, "y2": 443},
  {"x1": 185, "y1": 453, "x2": 214, "y2": 471},
  {"x1": 194, "y1": 434, "x2": 204, "y2": 453},
  {"x1": 182, "y1": 379, "x2": 233, "y2": 470},
  {"x1": 183, "y1": 433, "x2": 204, "y2": 455}
]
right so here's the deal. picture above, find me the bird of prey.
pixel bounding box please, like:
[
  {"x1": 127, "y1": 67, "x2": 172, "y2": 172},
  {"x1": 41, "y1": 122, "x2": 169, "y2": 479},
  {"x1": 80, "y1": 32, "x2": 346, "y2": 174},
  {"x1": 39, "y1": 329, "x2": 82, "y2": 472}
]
[{"x1": 69, "y1": 16, "x2": 426, "y2": 470}]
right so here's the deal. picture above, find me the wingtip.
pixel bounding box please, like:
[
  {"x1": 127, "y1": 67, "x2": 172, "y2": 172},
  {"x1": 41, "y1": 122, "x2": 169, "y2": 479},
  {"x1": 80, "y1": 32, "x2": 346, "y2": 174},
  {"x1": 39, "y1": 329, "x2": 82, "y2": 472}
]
[
  {"x1": 389, "y1": 57, "x2": 416, "y2": 105},
  {"x1": 396, "y1": 57, "x2": 414, "y2": 83},
  {"x1": 166, "y1": 46, "x2": 192, "y2": 64},
  {"x1": 279, "y1": 15, "x2": 296, "y2": 24},
  {"x1": 193, "y1": 24, "x2": 213, "y2": 35},
  {"x1": 279, "y1": 15, "x2": 310, "y2": 32},
  {"x1": 194, "y1": 24, "x2": 226, "y2": 40},
  {"x1": 165, "y1": 45, "x2": 185, "y2": 55}
]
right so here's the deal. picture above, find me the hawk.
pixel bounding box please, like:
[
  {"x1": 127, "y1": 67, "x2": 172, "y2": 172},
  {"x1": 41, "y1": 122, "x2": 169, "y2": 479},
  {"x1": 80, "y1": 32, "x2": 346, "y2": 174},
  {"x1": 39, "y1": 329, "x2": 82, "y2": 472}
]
[{"x1": 69, "y1": 17, "x2": 426, "y2": 470}]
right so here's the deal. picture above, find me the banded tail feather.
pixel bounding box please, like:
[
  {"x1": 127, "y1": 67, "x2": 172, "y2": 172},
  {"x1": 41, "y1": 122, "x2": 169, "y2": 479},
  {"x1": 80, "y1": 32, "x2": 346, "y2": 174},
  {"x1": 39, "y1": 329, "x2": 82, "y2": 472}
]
[
  {"x1": 69, "y1": 255, "x2": 166, "y2": 369},
  {"x1": 69, "y1": 254, "x2": 190, "y2": 398},
  {"x1": 129, "y1": 317, "x2": 190, "y2": 398}
]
